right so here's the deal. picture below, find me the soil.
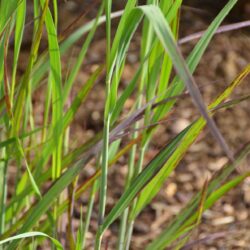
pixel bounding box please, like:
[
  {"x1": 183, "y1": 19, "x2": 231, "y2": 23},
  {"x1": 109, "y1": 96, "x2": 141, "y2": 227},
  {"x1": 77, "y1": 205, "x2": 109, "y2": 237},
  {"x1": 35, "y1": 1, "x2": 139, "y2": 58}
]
[{"x1": 13, "y1": 1, "x2": 250, "y2": 249}]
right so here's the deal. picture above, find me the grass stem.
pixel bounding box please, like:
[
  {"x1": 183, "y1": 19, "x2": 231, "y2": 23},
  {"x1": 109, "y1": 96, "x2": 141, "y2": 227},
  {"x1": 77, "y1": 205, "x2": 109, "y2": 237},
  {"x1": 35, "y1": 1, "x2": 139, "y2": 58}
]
[{"x1": 96, "y1": 0, "x2": 112, "y2": 248}]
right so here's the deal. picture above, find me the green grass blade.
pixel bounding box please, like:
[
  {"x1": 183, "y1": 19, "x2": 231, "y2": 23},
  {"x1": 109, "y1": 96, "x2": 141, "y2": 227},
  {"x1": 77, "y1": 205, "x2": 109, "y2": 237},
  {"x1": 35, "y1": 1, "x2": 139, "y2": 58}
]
[
  {"x1": 11, "y1": 0, "x2": 26, "y2": 106},
  {"x1": 98, "y1": 127, "x2": 190, "y2": 234},
  {"x1": 11, "y1": 0, "x2": 48, "y2": 136},
  {"x1": 1, "y1": 231, "x2": 63, "y2": 250},
  {"x1": 139, "y1": 4, "x2": 234, "y2": 161},
  {"x1": 147, "y1": 172, "x2": 250, "y2": 250},
  {"x1": 132, "y1": 63, "x2": 250, "y2": 218},
  {"x1": 0, "y1": 159, "x2": 7, "y2": 235},
  {"x1": 7, "y1": 155, "x2": 91, "y2": 249},
  {"x1": 2, "y1": 135, "x2": 141, "y2": 239},
  {"x1": 62, "y1": 3, "x2": 104, "y2": 104},
  {"x1": 75, "y1": 207, "x2": 84, "y2": 250},
  {"x1": 41, "y1": 0, "x2": 63, "y2": 179},
  {"x1": 2, "y1": 96, "x2": 176, "y2": 241},
  {"x1": 4, "y1": 67, "x2": 100, "y2": 221},
  {"x1": 16, "y1": 139, "x2": 42, "y2": 198},
  {"x1": 0, "y1": 0, "x2": 18, "y2": 37},
  {"x1": 31, "y1": 10, "x2": 123, "y2": 90},
  {"x1": 63, "y1": 66, "x2": 103, "y2": 129},
  {"x1": 97, "y1": 62, "x2": 250, "y2": 234},
  {"x1": 110, "y1": 64, "x2": 141, "y2": 125},
  {"x1": 96, "y1": 0, "x2": 112, "y2": 248},
  {"x1": 109, "y1": 0, "x2": 137, "y2": 66},
  {"x1": 152, "y1": 0, "x2": 238, "y2": 124},
  {"x1": 184, "y1": 174, "x2": 249, "y2": 231},
  {"x1": 119, "y1": 2, "x2": 182, "y2": 248},
  {"x1": 145, "y1": 142, "x2": 250, "y2": 249},
  {"x1": 3, "y1": 79, "x2": 248, "y2": 243},
  {"x1": 32, "y1": 67, "x2": 101, "y2": 180}
]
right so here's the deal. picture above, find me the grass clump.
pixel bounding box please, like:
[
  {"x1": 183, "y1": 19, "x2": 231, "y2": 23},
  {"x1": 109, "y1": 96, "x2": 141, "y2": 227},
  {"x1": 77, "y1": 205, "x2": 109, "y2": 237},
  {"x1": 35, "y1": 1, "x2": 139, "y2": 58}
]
[{"x1": 0, "y1": 0, "x2": 250, "y2": 249}]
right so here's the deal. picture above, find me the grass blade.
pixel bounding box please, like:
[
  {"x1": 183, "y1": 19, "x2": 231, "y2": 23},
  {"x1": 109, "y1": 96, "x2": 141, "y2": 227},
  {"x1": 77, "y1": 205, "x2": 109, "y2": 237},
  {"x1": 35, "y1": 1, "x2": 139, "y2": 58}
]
[
  {"x1": 98, "y1": 127, "x2": 190, "y2": 234},
  {"x1": 133, "y1": 63, "x2": 250, "y2": 218},
  {"x1": 62, "y1": 3, "x2": 104, "y2": 104},
  {"x1": 146, "y1": 142, "x2": 250, "y2": 249},
  {"x1": 147, "y1": 171, "x2": 250, "y2": 250},
  {"x1": 0, "y1": 231, "x2": 63, "y2": 250},
  {"x1": 152, "y1": 0, "x2": 238, "y2": 124},
  {"x1": 139, "y1": 4, "x2": 235, "y2": 161},
  {"x1": 11, "y1": 0, "x2": 26, "y2": 106}
]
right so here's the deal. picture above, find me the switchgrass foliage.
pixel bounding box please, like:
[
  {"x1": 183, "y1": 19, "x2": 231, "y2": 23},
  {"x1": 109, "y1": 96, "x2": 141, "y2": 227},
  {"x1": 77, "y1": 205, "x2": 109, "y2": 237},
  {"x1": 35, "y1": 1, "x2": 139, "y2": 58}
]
[{"x1": 0, "y1": 0, "x2": 249, "y2": 249}]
